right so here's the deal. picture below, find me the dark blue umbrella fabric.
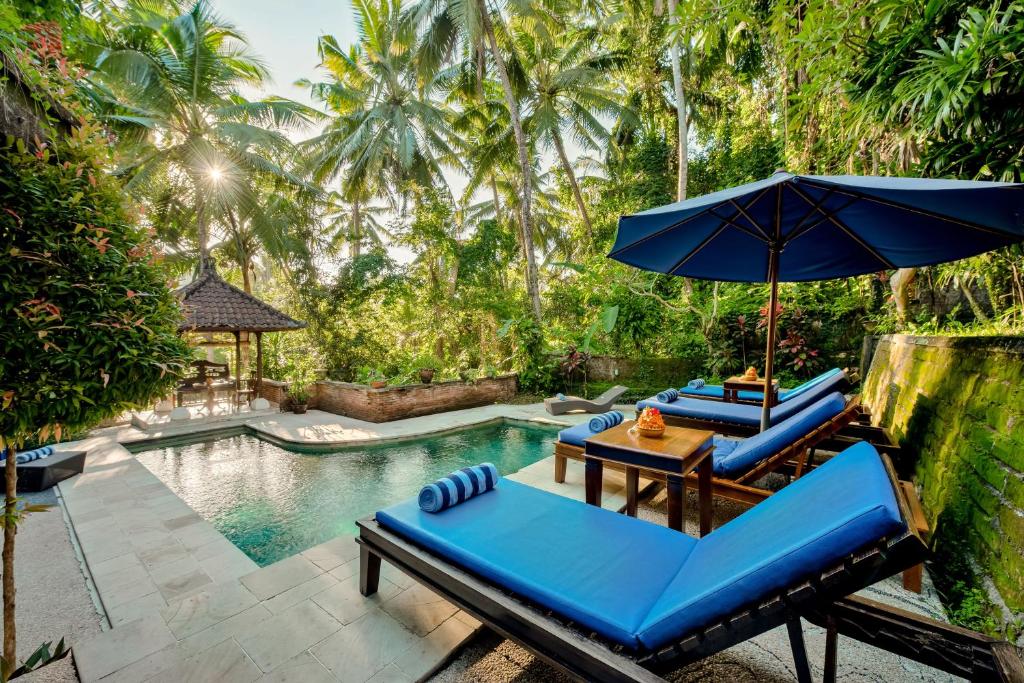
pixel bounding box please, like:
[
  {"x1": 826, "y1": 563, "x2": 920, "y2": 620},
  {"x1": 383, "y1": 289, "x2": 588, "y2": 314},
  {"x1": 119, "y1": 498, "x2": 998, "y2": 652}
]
[
  {"x1": 610, "y1": 172, "x2": 1024, "y2": 430},
  {"x1": 610, "y1": 172, "x2": 1024, "y2": 282}
]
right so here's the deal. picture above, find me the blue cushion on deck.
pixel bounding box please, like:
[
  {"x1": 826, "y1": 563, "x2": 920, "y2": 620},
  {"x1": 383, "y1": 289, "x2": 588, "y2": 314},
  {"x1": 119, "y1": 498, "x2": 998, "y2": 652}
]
[
  {"x1": 711, "y1": 435, "x2": 740, "y2": 458},
  {"x1": 637, "y1": 371, "x2": 847, "y2": 427},
  {"x1": 376, "y1": 479, "x2": 698, "y2": 647},
  {"x1": 636, "y1": 441, "x2": 903, "y2": 648},
  {"x1": 780, "y1": 368, "x2": 843, "y2": 403},
  {"x1": 557, "y1": 422, "x2": 599, "y2": 447},
  {"x1": 713, "y1": 392, "x2": 846, "y2": 478},
  {"x1": 376, "y1": 441, "x2": 904, "y2": 652},
  {"x1": 677, "y1": 368, "x2": 842, "y2": 402}
]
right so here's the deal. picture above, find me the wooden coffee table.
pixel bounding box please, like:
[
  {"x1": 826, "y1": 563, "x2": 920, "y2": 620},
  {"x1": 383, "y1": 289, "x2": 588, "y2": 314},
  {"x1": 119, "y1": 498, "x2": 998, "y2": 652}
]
[
  {"x1": 583, "y1": 421, "x2": 715, "y2": 536},
  {"x1": 723, "y1": 376, "x2": 780, "y2": 405}
]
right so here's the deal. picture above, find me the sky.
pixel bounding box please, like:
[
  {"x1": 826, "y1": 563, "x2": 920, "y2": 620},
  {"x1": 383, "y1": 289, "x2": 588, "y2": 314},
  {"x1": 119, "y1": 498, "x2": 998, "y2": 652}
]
[{"x1": 210, "y1": 0, "x2": 356, "y2": 112}]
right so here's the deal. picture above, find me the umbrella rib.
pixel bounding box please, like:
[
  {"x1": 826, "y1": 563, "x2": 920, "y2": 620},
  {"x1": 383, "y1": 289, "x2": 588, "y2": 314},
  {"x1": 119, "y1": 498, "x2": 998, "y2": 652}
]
[
  {"x1": 787, "y1": 184, "x2": 896, "y2": 268},
  {"x1": 786, "y1": 186, "x2": 837, "y2": 238},
  {"x1": 800, "y1": 178, "x2": 1022, "y2": 239},
  {"x1": 665, "y1": 224, "x2": 729, "y2": 275},
  {"x1": 785, "y1": 196, "x2": 860, "y2": 245},
  {"x1": 707, "y1": 208, "x2": 770, "y2": 244},
  {"x1": 725, "y1": 200, "x2": 771, "y2": 241},
  {"x1": 608, "y1": 187, "x2": 774, "y2": 258}
]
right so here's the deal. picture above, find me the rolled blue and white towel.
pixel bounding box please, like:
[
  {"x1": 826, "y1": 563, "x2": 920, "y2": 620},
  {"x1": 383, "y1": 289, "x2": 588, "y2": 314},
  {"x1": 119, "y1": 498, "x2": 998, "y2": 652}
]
[
  {"x1": 3, "y1": 446, "x2": 54, "y2": 464},
  {"x1": 588, "y1": 410, "x2": 624, "y2": 433},
  {"x1": 687, "y1": 378, "x2": 706, "y2": 390},
  {"x1": 555, "y1": 393, "x2": 567, "y2": 401},
  {"x1": 656, "y1": 388, "x2": 680, "y2": 403},
  {"x1": 418, "y1": 462, "x2": 500, "y2": 513}
]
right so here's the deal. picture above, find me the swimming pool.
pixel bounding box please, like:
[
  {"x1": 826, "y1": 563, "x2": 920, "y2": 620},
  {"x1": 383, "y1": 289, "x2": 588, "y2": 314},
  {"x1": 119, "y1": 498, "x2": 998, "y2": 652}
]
[{"x1": 133, "y1": 421, "x2": 558, "y2": 566}]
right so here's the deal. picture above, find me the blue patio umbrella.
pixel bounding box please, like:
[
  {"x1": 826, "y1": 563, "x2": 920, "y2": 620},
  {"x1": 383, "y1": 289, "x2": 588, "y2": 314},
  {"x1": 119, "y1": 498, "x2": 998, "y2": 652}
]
[{"x1": 609, "y1": 171, "x2": 1024, "y2": 430}]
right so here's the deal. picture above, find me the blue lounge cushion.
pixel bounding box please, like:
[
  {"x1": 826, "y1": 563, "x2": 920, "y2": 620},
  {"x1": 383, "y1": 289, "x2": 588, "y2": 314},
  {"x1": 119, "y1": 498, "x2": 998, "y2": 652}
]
[
  {"x1": 557, "y1": 422, "x2": 596, "y2": 448},
  {"x1": 677, "y1": 368, "x2": 843, "y2": 403},
  {"x1": 711, "y1": 435, "x2": 740, "y2": 458},
  {"x1": 377, "y1": 479, "x2": 698, "y2": 647},
  {"x1": 418, "y1": 463, "x2": 499, "y2": 513},
  {"x1": 712, "y1": 392, "x2": 846, "y2": 478},
  {"x1": 779, "y1": 368, "x2": 843, "y2": 403},
  {"x1": 636, "y1": 441, "x2": 903, "y2": 647},
  {"x1": 376, "y1": 441, "x2": 904, "y2": 652},
  {"x1": 637, "y1": 371, "x2": 847, "y2": 428}
]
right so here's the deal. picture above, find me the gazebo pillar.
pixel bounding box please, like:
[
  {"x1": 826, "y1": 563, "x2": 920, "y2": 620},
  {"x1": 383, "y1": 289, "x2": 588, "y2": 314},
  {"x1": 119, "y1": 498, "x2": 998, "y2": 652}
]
[
  {"x1": 233, "y1": 331, "x2": 242, "y2": 403},
  {"x1": 255, "y1": 331, "x2": 263, "y2": 400}
]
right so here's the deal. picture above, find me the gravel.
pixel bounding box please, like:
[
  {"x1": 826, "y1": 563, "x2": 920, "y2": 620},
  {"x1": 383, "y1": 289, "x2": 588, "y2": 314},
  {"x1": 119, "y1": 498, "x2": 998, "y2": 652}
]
[{"x1": 0, "y1": 488, "x2": 103, "y2": 682}]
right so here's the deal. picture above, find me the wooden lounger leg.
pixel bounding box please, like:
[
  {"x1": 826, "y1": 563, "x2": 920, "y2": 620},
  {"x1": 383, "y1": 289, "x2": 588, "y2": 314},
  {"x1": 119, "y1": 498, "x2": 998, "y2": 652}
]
[
  {"x1": 823, "y1": 614, "x2": 838, "y2": 683},
  {"x1": 902, "y1": 564, "x2": 923, "y2": 593},
  {"x1": 554, "y1": 454, "x2": 567, "y2": 484},
  {"x1": 787, "y1": 618, "x2": 813, "y2": 683},
  {"x1": 359, "y1": 543, "x2": 381, "y2": 597}
]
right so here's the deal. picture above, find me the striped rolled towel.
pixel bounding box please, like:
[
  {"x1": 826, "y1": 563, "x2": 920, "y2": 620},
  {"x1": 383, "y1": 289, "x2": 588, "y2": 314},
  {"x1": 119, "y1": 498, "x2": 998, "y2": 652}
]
[
  {"x1": 588, "y1": 410, "x2": 624, "y2": 433},
  {"x1": 656, "y1": 388, "x2": 680, "y2": 403},
  {"x1": 3, "y1": 446, "x2": 54, "y2": 464},
  {"x1": 418, "y1": 462, "x2": 500, "y2": 513},
  {"x1": 687, "y1": 378, "x2": 706, "y2": 390}
]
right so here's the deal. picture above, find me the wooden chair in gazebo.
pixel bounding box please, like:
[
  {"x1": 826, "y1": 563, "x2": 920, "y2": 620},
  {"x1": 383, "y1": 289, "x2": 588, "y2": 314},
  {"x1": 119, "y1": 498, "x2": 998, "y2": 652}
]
[{"x1": 175, "y1": 262, "x2": 305, "y2": 409}]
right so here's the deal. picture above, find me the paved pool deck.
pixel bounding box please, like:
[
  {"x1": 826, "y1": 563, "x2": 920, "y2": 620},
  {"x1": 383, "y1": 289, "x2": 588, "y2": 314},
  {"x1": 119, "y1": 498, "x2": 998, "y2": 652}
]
[{"x1": 61, "y1": 403, "x2": 636, "y2": 681}]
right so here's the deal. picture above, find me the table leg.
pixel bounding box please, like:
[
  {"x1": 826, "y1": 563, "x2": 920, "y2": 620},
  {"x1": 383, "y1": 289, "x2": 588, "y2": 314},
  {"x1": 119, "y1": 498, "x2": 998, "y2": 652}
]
[
  {"x1": 667, "y1": 474, "x2": 685, "y2": 532},
  {"x1": 625, "y1": 467, "x2": 639, "y2": 517},
  {"x1": 585, "y1": 457, "x2": 603, "y2": 508},
  {"x1": 698, "y1": 453, "x2": 713, "y2": 536}
]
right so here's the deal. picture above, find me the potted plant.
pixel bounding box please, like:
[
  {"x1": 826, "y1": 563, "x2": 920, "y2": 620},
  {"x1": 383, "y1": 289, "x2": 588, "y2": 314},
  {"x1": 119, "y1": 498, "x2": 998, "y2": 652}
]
[
  {"x1": 413, "y1": 355, "x2": 442, "y2": 384},
  {"x1": 358, "y1": 367, "x2": 388, "y2": 389},
  {"x1": 288, "y1": 384, "x2": 311, "y2": 414}
]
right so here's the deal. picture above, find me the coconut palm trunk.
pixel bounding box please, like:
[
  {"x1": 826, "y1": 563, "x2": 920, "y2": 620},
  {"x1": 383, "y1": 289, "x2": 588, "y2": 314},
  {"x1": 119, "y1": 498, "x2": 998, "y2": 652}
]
[
  {"x1": 351, "y1": 198, "x2": 362, "y2": 259},
  {"x1": 3, "y1": 446, "x2": 16, "y2": 666},
  {"x1": 552, "y1": 131, "x2": 593, "y2": 243},
  {"x1": 478, "y1": 0, "x2": 542, "y2": 322},
  {"x1": 667, "y1": 0, "x2": 688, "y2": 200}
]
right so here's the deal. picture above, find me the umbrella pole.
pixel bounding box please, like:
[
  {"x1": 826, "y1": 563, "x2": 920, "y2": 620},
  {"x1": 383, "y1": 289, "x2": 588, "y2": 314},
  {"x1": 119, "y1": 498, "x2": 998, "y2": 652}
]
[{"x1": 761, "y1": 249, "x2": 780, "y2": 432}]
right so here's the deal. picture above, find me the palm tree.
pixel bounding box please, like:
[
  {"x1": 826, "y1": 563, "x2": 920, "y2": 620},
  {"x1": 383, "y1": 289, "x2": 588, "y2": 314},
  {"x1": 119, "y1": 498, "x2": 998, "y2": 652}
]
[
  {"x1": 323, "y1": 190, "x2": 392, "y2": 259},
  {"x1": 87, "y1": 0, "x2": 320, "y2": 266},
  {"x1": 515, "y1": 20, "x2": 623, "y2": 242},
  {"x1": 406, "y1": 0, "x2": 543, "y2": 321},
  {"x1": 301, "y1": 0, "x2": 460, "y2": 206}
]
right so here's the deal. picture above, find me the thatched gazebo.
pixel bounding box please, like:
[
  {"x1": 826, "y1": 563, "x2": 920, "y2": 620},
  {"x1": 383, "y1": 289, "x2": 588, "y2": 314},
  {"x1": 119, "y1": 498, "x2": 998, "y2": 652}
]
[{"x1": 176, "y1": 263, "x2": 305, "y2": 404}]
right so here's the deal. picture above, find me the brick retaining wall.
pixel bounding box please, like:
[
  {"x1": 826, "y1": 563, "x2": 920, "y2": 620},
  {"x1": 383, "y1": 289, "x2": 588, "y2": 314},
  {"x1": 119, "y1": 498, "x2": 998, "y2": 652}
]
[
  {"x1": 311, "y1": 375, "x2": 517, "y2": 423},
  {"x1": 258, "y1": 379, "x2": 290, "y2": 406},
  {"x1": 863, "y1": 334, "x2": 1024, "y2": 612}
]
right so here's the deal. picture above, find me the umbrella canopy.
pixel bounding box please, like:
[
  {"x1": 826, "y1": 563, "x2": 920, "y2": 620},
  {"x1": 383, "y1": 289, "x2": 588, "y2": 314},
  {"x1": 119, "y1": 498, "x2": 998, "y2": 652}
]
[{"x1": 610, "y1": 171, "x2": 1024, "y2": 429}]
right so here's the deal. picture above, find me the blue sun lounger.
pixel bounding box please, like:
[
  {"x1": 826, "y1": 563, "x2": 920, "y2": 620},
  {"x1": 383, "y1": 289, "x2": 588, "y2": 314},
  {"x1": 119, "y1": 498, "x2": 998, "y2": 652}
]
[
  {"x1": 636, "y1": 369, "x2": 850, "y2": 434},
  {"x1": 680, "y1": 367, "x2": 846, "y2": 403},
  {"x1": 553, "y1": 392, "x2": 857, "y2": 506},
  {"x1": 358, "y1": 442, "x2": 925, "y2": 682}
]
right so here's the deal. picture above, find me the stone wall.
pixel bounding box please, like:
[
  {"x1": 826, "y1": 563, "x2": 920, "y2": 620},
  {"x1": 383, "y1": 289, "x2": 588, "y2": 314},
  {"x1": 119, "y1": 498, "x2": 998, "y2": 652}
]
[
  {"x1": 257, "y1": 379, "x2": 290, "y2": 406},
  {"x1": 862, "y1": 334, "x2": 1024, "y2": 612},
  {"x1": 311, "y1": 375, "x2": 518, "y2": 423}
]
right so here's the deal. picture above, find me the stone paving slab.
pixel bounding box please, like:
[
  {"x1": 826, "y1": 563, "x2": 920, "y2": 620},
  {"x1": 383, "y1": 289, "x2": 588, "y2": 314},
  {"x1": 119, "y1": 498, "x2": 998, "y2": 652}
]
[{"x1": 59, "y1": 420, "x2": 514, "y2": 682}]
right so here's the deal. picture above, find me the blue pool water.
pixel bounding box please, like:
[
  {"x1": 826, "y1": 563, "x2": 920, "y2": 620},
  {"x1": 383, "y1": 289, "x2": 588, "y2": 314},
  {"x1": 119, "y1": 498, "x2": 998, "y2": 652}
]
[{"x1": 134, "y1": 422, "x2": 558, "y2": 566}]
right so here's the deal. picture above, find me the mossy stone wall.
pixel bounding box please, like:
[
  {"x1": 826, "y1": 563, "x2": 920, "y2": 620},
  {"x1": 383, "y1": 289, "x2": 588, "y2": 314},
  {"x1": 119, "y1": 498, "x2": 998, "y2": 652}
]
[{"x1": 863, "y1": 334, "x2": 1024, "y2": 613}]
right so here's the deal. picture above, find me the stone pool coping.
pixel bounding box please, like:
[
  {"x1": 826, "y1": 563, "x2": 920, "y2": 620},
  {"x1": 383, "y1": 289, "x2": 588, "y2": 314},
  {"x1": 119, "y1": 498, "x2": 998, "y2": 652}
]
[{"x1": 61, "y1": 402, "x2": 636, "y2": 681}]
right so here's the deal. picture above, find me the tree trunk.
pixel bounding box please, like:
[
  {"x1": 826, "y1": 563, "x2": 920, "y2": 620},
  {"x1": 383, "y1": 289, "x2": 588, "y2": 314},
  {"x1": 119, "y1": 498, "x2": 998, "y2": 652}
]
[
  {"x1": 351, "y1": 198, "x2": 362, "y2": 259},
  {"x1": 479, "y1": 0, "x2": 542, "y2": 322},
  {"x1": 667, "y1": 0, "x2": 688, "y2": 201},
  {"x1": 3, "y1": 445, "x2": 17, "y2": 666},
  {"x1": 490, "y1": 175, "x2": 502, "y2": 223},
  {"x1": 958, "y1": 278, "x2": 990, "y2": 323},
  {"x1": 194, "y1": 178, "x2": 209, "y2": 264},
  {"x1": 553, "y1": 131, "x2": 593, "y2": 244},
  {"x1": 890, "y1": 268, "x2": 917, "y2": 322}
]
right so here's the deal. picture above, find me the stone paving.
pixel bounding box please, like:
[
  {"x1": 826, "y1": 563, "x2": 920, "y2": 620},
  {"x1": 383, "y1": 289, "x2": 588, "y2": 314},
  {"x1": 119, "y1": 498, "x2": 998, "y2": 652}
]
[{"x1": 62, "y1": 404, "x2": 632, "y2": 682}]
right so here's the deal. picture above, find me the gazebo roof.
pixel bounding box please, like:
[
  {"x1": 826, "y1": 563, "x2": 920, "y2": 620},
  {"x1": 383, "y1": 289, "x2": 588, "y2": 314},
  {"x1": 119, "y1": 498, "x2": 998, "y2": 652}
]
[{"x1": 176, "y1": 265, "x2": 305, "y2": 333}]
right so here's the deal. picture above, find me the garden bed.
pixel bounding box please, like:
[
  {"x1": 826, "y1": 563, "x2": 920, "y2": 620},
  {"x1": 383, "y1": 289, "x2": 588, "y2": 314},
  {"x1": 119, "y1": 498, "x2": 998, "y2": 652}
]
[{"x1": 310, "y1": 375, "x2": 518, "y2": 422}]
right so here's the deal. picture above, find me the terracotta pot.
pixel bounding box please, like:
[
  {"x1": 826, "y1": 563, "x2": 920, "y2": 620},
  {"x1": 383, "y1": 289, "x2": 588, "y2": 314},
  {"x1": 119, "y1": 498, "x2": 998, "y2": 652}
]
[
  {"x1": 418, "y1": 368, "x2": 435, "y2": 384},
  {"x1": 291, "y1": 403, "x2": 308, "y2": 414},
  {"x1": 370, "y1": 380, "x2": 387, "y2": 389}
]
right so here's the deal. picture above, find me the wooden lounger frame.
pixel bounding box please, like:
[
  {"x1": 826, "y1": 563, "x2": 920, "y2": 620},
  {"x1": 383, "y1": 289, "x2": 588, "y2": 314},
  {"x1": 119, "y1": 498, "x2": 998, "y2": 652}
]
[
  {"x1": 554, "y1": 398, "x2": 862, "y2": 508},
  {"x1": 357, "y1": 456, "x2": 966, "y2": 683}
]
